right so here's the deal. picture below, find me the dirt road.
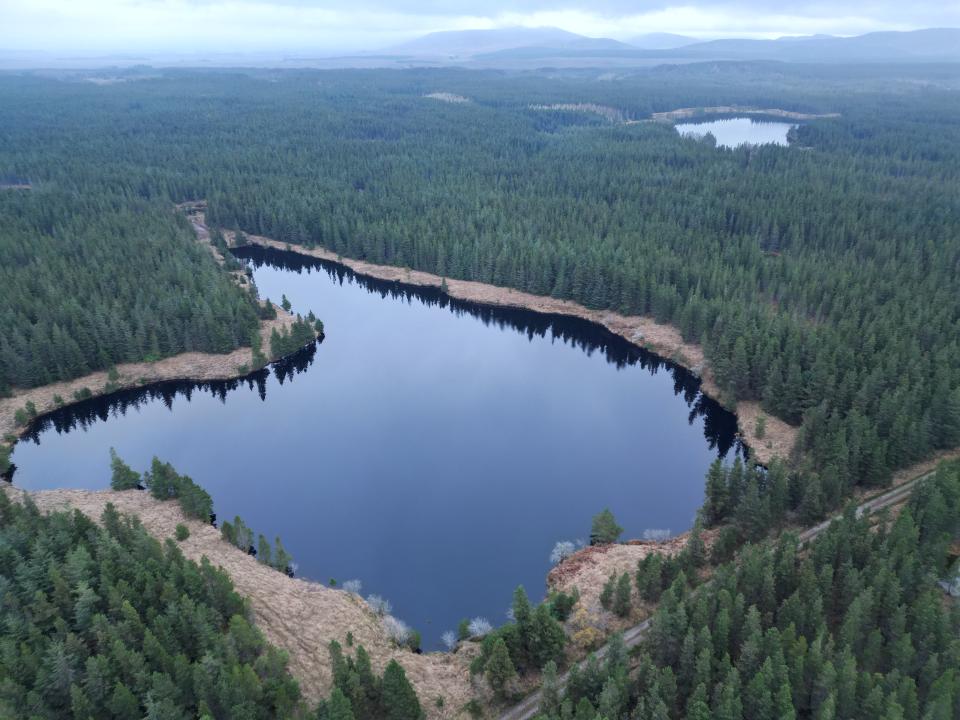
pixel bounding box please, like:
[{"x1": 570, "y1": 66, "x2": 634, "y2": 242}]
[{"x1": 498, "y1": 469, "x2": 932, "y2": 720}]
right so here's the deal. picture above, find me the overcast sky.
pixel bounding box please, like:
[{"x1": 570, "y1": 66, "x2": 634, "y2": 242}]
[{"x1": 1, "y1": 0, "x2": 957, "y2": 54}]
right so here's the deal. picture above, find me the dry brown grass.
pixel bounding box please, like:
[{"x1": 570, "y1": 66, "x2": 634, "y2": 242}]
[
  {"x1": 0, "y1": 309, "x2": 297, "y2": 446},
  {"x1": 736, "y1": 401, "x2": 799, "y2": 465},
  {"x1": 1, "y1": 484, "x2": 477, "y2": 718},
  {"x1": 227, "y1": 227, "x2": 799, "y2": 465},
  {"x1": 650, "y1": 106, "x2": 841, "y2": 121},
  {"x1": 0, "y1": 211, "x2": 305, "y2": 449},
  {"x1": 544, "y1": 533, "x2": 699, "y2": 641}
]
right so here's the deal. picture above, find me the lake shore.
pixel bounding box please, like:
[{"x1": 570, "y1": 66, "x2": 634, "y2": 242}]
[
  {"x1": 222, "y1": 221, "x2": 798, "y2": 465},
  {"x1": 0, "y1": 215, "x2": 317, "y2": 462},
  {"x1": 650, "y1": 105, "x2": 841, "y2": 122},
  {"x1": 0, "y1": 483, "x2": 479, "y2": 717}
]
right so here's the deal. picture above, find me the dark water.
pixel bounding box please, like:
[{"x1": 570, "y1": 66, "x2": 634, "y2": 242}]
[{"x1": 12, "y1": 246, "x2": 740, "y2": 648}]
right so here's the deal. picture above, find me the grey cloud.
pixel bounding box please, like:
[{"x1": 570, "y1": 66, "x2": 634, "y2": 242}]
[{"x1": 233, "y1": 0, "x2": 958, "y2": 21}]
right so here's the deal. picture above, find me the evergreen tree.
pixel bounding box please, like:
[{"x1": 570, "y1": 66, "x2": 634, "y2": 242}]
[
  {"x1": 258, "y1": 534, "x2": 272, "y2": 566},
  {"x1": 540, "y1": 660, "x2": 561, "y2": 717},
  {"x1": 613, "y1": 573, "x2": 632, "y2": 617},
  {"x1": 382, "y1": 660, "x2": 423, "y2": 720},
  {"x1": 590, "y1": 509, "x2": 623, "y2": 546},
  {"x1": 109, "y1": 448, "x2": 141, "y2": 490},
  {"x1": 485, "y1": 638, "x2": 517, "y2": 697},
  {"x1": 600, "y1": 574, "x2": 616, "y2": 610},
  {"x1": 323, "y1": 687, "x2": 356, "y2": 720}
]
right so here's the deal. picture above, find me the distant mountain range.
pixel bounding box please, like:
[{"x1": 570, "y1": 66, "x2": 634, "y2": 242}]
[
  {"x1": 4, "y1": 26, "x2": 958, "y2": 71},
  {"x1": 627, "y1": 33, "x2": 698, "y2": 50},
  {"x1": 387, "y1": 26, "x2": 960, "y2": 64},
  {"x1": 387, "y1": 27, "x2": 632, "y2": 57}
]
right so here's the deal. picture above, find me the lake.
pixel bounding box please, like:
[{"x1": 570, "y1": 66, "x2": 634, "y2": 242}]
[
  {"x1": 675, "y1": 117, "x2": 797, "y2": 148},
  {"x1": 11, "y1": 246, "x2": 740, "y2": 648}
]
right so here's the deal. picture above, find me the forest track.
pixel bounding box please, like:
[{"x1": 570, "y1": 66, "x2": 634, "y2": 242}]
[{"x1": 497, "y1": 468, "x2": 933, "y2": 720}]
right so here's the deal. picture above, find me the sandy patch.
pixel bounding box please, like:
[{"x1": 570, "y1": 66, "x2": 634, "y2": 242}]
[
  {"x1": 736, "y1": 401, "x2": 798, "y2": 464},
  {"x1": 651, "y1": 106, "x2": 840, "y2": 122},
  {"x1": 547, "y1": 535, "x2": 698, "y2": 609},
  {"x1": 1, "y1": 484, "x2": 476, "y2": 717},
  {"x1": 529, "y1": 103, "x2": 625, "y2": 123},
  {"x1": 0, "y1": 312, "x2": 298, "y2": 448},
  {"x1": 424, "y1": 92, "x2": 471, "y2": 104}
]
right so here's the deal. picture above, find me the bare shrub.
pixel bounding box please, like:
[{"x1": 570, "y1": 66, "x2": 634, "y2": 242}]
[
  {"x1": 441, "y1": 631, "x2": 458, "y2": 651},
  {"x1": 468, "y1": 617, "x2": 492, "y2": 637},
  {"x1": 382, "y1": 615, "x2": 412, "y2": 645},
  {"x1": 366, "y1": 594, "x2": 392, "y2": 616},
  {"x1": 550, "y1": 540, "x2": 577, "y2": 564},
  {"x1": 342, "y1": 579, "x2": 362, "y2": 595},
  {"x1": 642, "y1": 528, "x2": 672, "y2": 541}
]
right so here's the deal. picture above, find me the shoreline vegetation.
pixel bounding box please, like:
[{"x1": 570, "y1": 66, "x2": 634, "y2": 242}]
[
  {"x1": 216, "y1": 216, "x2": 798, "y2": 465},
  {"x1": 0, "y1": 214, "x2": 321, "y2": 471},
  {"x1": 0, "y1": 483, "x2": 478, "y2": 715},
  {"x1": 649, "y1": 105, "x2": 842, "y2": 122},
  {"x1": 0, "y1": 206, "x2": 798, "y2": 716},
  {"x1": 2, "y1": 450, "x2": 953, "y2": 719}
]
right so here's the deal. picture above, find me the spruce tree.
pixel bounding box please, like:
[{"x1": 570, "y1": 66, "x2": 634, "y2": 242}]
[
  {"x1": 540, "y1": 660, "x2": 561, "y2": 717},
  {"x1": 614, "y1": 572, "x2": 632, "y2": 617},
  {"x1": 109, "y1": 448, "x2": 141, "y2": 490},
  {"x1": 703, "y1": 458, "x2": 729, "y2": 525},
  {"x1": 382, "y1": 660, "x2": 423, "y2": 720},
  {"x1": 590, "y1": 509, "x2": 623, "y2": 545},
  {"x1": 485, "y1": 637, "x2": 517, "y2": 698},
  {"x1": 600, "y1": 574, "x2": 616, "y2": 610},
  {"x1": 325, "y1": 687, "x2": 356, "y2": 720}
]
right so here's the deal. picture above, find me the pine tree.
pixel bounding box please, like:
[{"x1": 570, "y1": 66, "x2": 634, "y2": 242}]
[
  {"x1": 258, "y1": 534, "x2": 272, "y2": 567},
  {"x1": 531, "y1": 604, "x2": 566, "y2": 668},
  {"x1": 614, "y1": 572, "x2": 632, "y2": 617},
  {"x1": 382, "y1": 660, "x2": 423, "y2": 720},
  {"x1": 686, "y1": 518, "x2": 707, "y2": 568},
  {"x1": 540, "y1": 660, "x2": 561, "y2": 717},
  {"x1": 590, "y1": 509, "x2": 623, "y2": 545},
  {"x1": 637, "y1": 553, "x2": 665, "y2": 602},
  {"x1": 704, "y1": 458, "x2": 729, "y2": 525},
  {"x1": 600, "y1": 574, "x2": 616, "y2": 610},
  {"x1": 273, "y1": 536, "x2": 292, "y2": 574},
  {"x1": 485, "y1": 637, "x2": 517, "y2": 697},
  {"x1": 325, "y1": 687, "x2": 356, "y2": 720},
  {"x1": 800, "y1": 475, "x2": 826, "y2": 525},
  {"x1": 109, "y1": 448, "x2": 141, "y2": 490}
]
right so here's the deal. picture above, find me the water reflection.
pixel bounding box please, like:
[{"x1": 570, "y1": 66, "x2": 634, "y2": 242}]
[
  {"x1": 235, "y1": 245, "x2": 740, "y2": 457},
  {"x1": 17, "y1": 343, "x2": 318, "y2": 445},
  {"x1": 13, "y1": 245, "x2": 743, "y2": 647},
  {"x1": 675, "y1": 117, "x2": 796, "y2": 148}
]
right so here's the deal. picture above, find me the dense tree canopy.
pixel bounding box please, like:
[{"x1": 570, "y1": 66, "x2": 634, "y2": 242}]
[
  {"x1": 536, "y1": 460, "x2": 960, "y2": 720},
  {"x1": 2, "y1": 63, "x2": 957, "y2": 503},
  {"x1": 0, "y1": 190, "x2": 260, "y2": 391},
  {"x1": 0, "y1": 492, "x2": 305, "y2": 719}
]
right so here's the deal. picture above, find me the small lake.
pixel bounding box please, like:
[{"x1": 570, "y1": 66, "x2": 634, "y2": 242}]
[
  {"x1": 675, "y1": 117, "x2": 796, "y2": 148},
  {"x1": 12, "y1": 247, "x2": 740, "y2": 648}
]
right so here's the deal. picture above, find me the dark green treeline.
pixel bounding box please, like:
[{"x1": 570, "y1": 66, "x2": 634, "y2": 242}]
[
  {"x1": 535, "y1": 460, "x2": 960, "y2": 720},
  {"x1": 2, "y1": 64, "x2": 959, "y2": 502}
]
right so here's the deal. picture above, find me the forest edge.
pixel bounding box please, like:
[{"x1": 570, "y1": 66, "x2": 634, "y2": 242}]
[
  {"x1": 207, "y1": 209, "x2": 798, "y2": 466},
  {"x1": 0, "y1": 209, "x2": 321, "y2": 465}
]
